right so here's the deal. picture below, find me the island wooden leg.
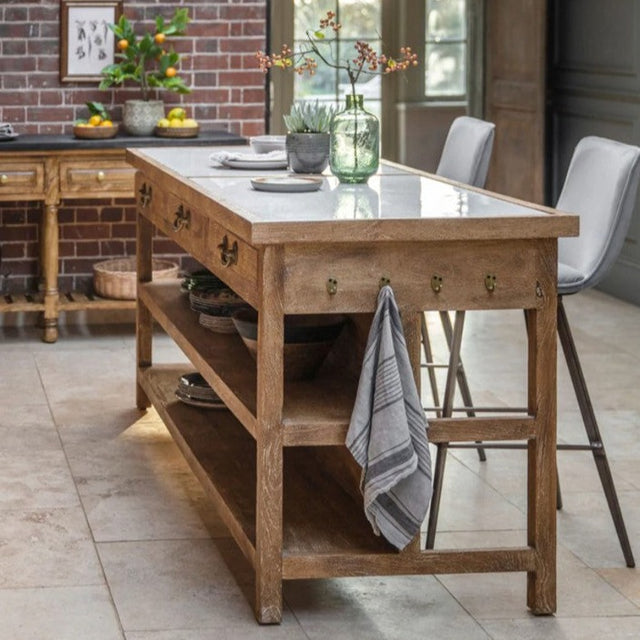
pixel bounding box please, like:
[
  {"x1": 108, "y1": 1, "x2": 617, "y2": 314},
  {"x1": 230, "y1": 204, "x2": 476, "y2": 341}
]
[
  {"x1": 136, "y1": 191, "x2": 154, "y2": 410},
  {"x1": 254, "y1": 245, "x2": 285, "y2": 623},
  {"x1": 526, "y1": 293, "x2": 557, "y2": 614},
  {"x1": 42, "y1": 203, "x2": 59, "y2": 343}
]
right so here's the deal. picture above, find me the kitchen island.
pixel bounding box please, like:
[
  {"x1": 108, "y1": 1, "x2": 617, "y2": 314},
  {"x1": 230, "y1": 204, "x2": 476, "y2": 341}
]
[{"x1": 127, "y1": 145, "x2": 578, "y2": 624}]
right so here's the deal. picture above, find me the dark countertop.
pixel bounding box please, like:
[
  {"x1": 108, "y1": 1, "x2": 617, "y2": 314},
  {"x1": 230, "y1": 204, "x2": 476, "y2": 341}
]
[{"x1": 0, "y1": 129, "x2": 245, "y2": 152}]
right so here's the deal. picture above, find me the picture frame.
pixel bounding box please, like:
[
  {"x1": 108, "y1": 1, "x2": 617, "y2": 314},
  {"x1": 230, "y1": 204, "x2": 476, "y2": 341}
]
[{"x1": 60, "y1": 0, "x2": 123, "y2": 82}]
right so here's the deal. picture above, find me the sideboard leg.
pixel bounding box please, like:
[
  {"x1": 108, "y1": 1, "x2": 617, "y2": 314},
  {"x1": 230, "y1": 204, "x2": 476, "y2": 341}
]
[{"x1": 42, "y1": 203, "x2": 59, "y2": 343}]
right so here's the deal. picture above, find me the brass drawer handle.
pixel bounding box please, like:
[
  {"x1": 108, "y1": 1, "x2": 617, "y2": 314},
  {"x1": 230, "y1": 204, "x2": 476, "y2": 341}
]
[
  {"x1": 0, "y1": 174, "x2": 8, "y2": 185},
  {"x1": 138, "y1": 183, "x2": 152, "y2": 208},
  {"x1": 218, "y1": 235, "x2": 238, "y2": 267},
  {"x1": 431, "y1": 275, "x2": 443, "y2": 293},
  {"x1": 172, "y1": 204, "x2": 190, "y2": 231},
  {"x1": 485, "y1": 274, "x2": 497, "y2": 292},
  {"x1": 96, "y1": 170, "x2": 105, "y2": 183}
]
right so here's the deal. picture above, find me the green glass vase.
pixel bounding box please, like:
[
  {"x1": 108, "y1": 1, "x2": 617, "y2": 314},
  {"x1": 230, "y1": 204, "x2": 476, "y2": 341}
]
[{"x1": 329, "y1": 94, "x2": 379, "y2": 184}]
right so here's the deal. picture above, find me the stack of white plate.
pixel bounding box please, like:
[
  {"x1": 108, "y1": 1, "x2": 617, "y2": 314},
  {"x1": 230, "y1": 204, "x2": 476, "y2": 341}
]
[{"x1": 175, "y1": 372, "x2": 225, "y2": 409}]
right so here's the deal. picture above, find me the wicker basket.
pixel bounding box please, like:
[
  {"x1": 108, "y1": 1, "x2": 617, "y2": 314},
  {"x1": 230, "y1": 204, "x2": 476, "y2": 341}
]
[{"x1": 93, "y1": 257, "x2": 179, "y2": 300}]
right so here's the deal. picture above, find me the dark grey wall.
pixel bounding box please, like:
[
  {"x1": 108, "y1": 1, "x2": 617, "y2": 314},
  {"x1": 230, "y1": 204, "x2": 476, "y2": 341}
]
[{"x1": 549, "y1": 0, "x2": 640, "y2": 304}]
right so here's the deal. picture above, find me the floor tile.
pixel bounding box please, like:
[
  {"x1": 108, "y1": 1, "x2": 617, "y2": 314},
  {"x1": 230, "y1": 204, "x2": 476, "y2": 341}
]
[
  {"x1": 0, "y1": 586, "x2": 124, "y2": 640},
  {"x1": 98, "y1": 539, "x2": 265, "y2": 631},
  {"x1": 0, "y1": 506, "x2": 104, "y2": 588},
  {"x1": 0, "y1": 450, "x2": 79, "y2": 510}
]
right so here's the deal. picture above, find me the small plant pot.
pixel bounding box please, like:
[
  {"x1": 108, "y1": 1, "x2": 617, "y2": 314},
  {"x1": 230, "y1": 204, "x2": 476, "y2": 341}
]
[
  {"x1": 286, "y1": 132, "x2": 330, "y2": 173},
  {"x1": 122, "y1": 100, "x2": 164, "y2": 136}
]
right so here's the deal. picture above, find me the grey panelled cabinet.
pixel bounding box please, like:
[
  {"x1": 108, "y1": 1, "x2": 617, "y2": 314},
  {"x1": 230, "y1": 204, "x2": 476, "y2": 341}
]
[
  {"x1": 549, "y1": 0, "x2": 640, "y2": 305},
  {"x1": 486, "y1": 0, "x2": 640, "y2": 305}
]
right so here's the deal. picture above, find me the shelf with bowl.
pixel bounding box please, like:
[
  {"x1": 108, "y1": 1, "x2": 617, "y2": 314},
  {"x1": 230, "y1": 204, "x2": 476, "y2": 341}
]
[{"x1": 139, "y1": 280, "x2": 358, "y2": 445}]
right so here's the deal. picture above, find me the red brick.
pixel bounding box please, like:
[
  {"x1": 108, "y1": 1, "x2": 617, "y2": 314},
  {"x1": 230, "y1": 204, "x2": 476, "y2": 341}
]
[
  {"x1": 111, "y1": 223, "x2": 136, "y2": 238},
  {"x1": 62, "y1": 258, "x2": 98, "y2": 274},
  {"x1": 76, "y1": 241, "x2": 101, "y2": 257},
  {"x1": 61, "y1": 224, "x2": 110, "y2": 240},
  {"x1": 0, "y1": 243, "x2": 25, "y2": 259},
  {"x1": 59, "y1": 241, "x2": 75, "y2": 258},
  {"x1": 100, "y1": 240, "x2": 126, "y2": 256},
  {"x1": 0, "y1": 226, "x2": 37, "y2": 242},
  {"x1": 1, "y1": 210, "x2": 26, "y2": 225}
]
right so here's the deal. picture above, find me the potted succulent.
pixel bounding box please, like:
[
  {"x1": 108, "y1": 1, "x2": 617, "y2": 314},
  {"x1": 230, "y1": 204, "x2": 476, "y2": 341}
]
[
  {"x1": 99, "y1": 8, "x2": 191, "y2": 135},
  {"x1": 283, "y1": 101, "x2": 336, "y2": 173}
]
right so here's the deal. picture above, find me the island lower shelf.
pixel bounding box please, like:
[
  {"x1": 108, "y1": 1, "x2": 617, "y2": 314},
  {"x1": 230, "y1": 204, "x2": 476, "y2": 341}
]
[
  {"x1": 139, "y1": 365, "x2": 397, "y2": 577},
  {"x1": 140, "y1": 365, "x2": 536, "y2": 580}
]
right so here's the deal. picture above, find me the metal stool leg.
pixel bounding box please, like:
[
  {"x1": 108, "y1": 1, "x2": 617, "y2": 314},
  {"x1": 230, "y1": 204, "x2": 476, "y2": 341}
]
[
  {"x1": 557, "y1": 298, "x2": 635, "y2": 568},
  {"x1": 426, "y1": 311, "x2": 466, "y2": 549},
  {"x1": 439, "y1": 311, "x2": 486, "y2": 462},
  {"x1": 421, "y1": 314, "x2": 442, "y2": 418}
]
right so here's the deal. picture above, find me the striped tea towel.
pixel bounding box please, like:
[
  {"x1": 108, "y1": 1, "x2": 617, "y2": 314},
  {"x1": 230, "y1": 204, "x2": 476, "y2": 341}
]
[{"x1": 346, "y1": 285, "x2": 432, "y2": 550}]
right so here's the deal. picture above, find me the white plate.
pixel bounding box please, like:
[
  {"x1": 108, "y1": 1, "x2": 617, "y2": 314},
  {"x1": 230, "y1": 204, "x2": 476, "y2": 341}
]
[
  {"x1": 251, "y1": 176, "x2": 323, "y2": 193},
  {"x1": 223, "y1": 158, "x2": 288, "y2": 170}
]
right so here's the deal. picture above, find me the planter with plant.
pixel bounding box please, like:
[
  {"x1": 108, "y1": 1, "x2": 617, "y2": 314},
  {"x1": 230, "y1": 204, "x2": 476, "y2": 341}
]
[
  {"x1": 99, "y1": 8, "x2": 191, "y2": 135},
  {"x1": 257, "y1": 10, "x2": 417, "y2": 183},
  {"x1": 283, "y1": 101, "x2": 336, "y2": 173}
]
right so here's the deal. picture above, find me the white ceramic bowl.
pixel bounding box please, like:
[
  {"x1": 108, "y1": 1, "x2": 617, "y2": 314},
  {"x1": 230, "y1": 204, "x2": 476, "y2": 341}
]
[{"x1": 250, "y1": 135, "x2": 286, "y2": 154}]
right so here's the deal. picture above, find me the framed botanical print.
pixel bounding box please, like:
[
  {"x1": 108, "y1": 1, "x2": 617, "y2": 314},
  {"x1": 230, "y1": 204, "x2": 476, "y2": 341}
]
[{"x1": 60, "y1": 0, "x2": 122, "y2": 82}]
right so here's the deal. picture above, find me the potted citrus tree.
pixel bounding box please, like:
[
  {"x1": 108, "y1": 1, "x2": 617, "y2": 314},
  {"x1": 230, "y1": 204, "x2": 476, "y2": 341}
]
[
  {"x1": 99, "y1": 8, "x2": 191, "y2": 135},
  {"x1": 283, "y1": 101, "x2": 336, "y2": 173}
]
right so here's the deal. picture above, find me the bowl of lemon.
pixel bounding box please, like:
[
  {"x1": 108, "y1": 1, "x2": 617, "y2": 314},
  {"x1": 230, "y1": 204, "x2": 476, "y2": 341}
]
[
  {"x1": 73, "y1": 102, "x2": 118, "y2": 139},
  {"x1": 155, "y1": 107, "x2": 199, "y2": 138}
]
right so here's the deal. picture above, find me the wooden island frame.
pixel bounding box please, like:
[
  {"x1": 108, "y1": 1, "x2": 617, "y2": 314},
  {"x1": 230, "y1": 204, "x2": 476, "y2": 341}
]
[{"x1": 127, "y1": 146, "x2": 578, "y2": 624}]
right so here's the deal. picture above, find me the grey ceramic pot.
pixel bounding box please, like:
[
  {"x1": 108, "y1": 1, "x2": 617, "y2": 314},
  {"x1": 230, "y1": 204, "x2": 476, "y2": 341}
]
[
  {"x1": 286, "y1": 132, "x2": 330, "y2": 173},
  {"x1": 123, "y1": 100, "x2": 164, "y2": 136}
]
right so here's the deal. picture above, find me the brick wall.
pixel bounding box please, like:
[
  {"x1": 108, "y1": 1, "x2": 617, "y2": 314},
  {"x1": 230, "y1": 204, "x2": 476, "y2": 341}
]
[{"x1": 0, "y1": 0, "x2": 267, "y2": 296}]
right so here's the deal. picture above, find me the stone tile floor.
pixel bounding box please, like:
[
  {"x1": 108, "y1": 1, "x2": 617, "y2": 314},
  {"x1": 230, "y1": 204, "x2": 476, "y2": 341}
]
[{"x1": 0, "y1": 289, "x2": 638, "y2": 639}]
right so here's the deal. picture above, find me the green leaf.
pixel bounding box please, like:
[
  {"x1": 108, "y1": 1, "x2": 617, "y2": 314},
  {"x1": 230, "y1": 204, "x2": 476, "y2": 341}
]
[{"x1": 314, "y1": 30, "x2": 325, "y2": 39}]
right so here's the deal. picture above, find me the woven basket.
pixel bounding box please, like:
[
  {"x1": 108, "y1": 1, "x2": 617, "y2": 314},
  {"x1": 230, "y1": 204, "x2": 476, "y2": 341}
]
[{"x1": 93, "y1": 257, "x2": 179, "y2": 300}]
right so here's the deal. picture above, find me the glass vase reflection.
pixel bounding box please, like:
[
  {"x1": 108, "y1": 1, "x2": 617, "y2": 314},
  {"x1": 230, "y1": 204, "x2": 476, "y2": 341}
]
[
  {"x1": 329, "y1": 94, "x2": 379, "y2": 184},
  {"x1": 334, "y1": 184, "x2": 380, "y2": 219}
]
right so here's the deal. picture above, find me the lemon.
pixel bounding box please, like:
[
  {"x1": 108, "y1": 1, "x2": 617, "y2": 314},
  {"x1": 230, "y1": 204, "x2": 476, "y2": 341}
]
[
  {"x1": 156, "y1": 118, "x2": 170, "y2": 128},
  {"x1": 169, "y1": 118, "x2": 184, "y2": 127},
  {"x1": 88, "y1": 114, "x2": 103, "y2": 126},
  {"x1": 100, "y1": 120, "x2": 113, "y2": 127},
  {"x1": 167, "y1": 107, "x2": 186, "y2": 121},
  {"x1": 182, "y1": 118, "x2": 198, "y2": 128}
]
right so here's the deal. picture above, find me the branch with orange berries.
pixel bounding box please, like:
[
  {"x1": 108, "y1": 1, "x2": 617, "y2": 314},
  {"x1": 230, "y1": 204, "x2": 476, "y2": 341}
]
[{"x1": 256, "y1": 10, "x2": 418, "y2": 100}]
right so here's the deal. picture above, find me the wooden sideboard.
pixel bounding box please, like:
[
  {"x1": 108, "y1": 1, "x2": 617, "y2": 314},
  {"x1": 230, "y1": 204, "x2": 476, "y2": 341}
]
[
  {"x1": 0, "y1": 132, "x2": 244, "y2": 342},
  {"x1": 128, "y1": 146, "x2": 578, "y2": 624}
]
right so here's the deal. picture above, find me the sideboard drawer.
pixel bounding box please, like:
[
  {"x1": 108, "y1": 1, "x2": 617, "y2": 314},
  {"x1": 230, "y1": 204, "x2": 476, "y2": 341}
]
[
  {"x1": 59, "y1": 159, "x2": 136, "y2": 198},
  {"x1": 0, "y1": 161, "x2": 45, "y2": 198}
]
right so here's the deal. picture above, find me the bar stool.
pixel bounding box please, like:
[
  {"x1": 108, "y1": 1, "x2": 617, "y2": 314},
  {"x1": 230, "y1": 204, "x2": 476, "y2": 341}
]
[
  {"x1": 425, "y1": 136, "x2": 640, "y2": 568},
  {"x1": 421, "y1": 116, "x2": 495, "y2": 424}
]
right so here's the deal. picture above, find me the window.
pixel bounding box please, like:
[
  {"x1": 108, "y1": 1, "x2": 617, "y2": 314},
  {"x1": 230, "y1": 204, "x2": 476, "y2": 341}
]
[
  {"x1": 425, "y1": 0, "x2": 467, "y2": 98},
  {"x1": 291, "y1": 0, "x2": 382, "y2": 119}
]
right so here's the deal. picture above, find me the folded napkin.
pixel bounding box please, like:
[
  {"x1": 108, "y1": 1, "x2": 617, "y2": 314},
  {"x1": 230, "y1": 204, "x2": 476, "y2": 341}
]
[
  {"x1": 0, "y1": 122, "x2": 16, "y2": 137},
  {"x1": 346, "y1": 285, "x2": 432, "y2": 550},
  {"x1": 209, "y1": 149, "x2": 287, "y2": 166}
]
